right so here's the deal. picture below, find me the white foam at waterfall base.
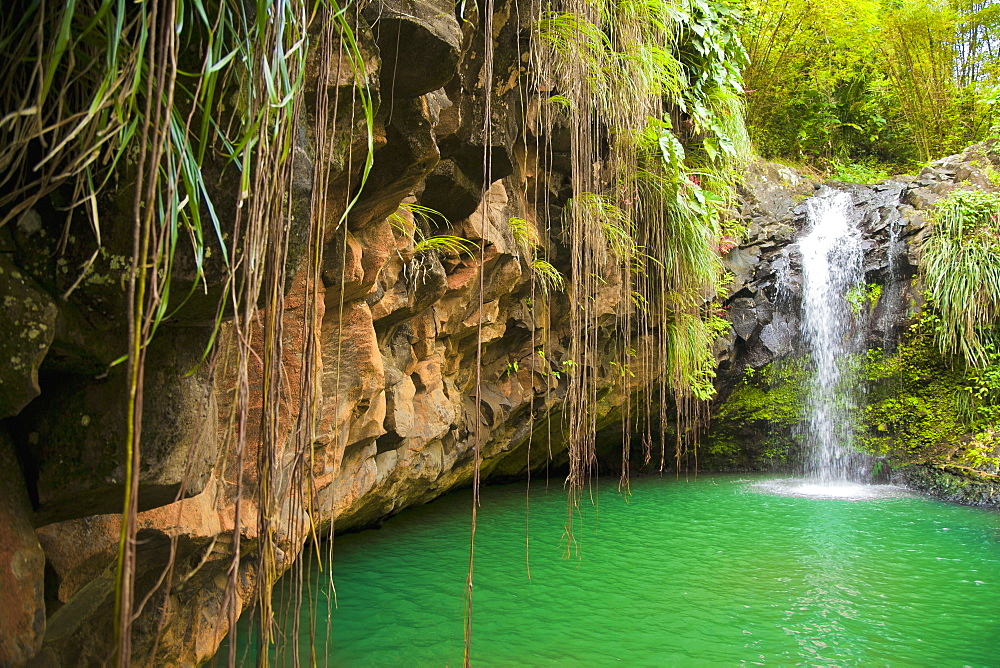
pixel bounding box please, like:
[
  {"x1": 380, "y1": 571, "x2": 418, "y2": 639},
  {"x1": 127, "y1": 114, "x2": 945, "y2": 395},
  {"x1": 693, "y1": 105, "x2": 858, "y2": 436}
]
[{"x1": 752, "y1": 478, "x2": 914, "y2": 501}]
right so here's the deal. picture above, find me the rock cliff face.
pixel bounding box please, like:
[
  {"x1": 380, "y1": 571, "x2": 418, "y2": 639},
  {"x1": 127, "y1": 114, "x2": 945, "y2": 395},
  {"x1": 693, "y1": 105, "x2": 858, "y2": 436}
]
[
  {"x1": 712, "y1": 166, "x2": 921, "y2": 390},
  {"x1": 0, "y1": 1, "x2": 647, "y2": 664},
  {"x1": 2, "y1": 0, "x2": 999, "y2": 662}
]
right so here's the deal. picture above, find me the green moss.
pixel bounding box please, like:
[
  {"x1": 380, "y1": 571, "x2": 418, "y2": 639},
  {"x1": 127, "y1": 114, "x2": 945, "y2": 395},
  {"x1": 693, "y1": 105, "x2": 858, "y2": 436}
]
[
  {"x1": 859, "y1": 310, "x2": 1000, "y2": 473},
  {"x1": 830, "y1": 161, "x2": 890, "y2": 185},
  {"x1": 717, "y1": 367, "x2": 805, "y2": 426},
  {"x1": 704, "y1": 357, "x2": 810, "y2": 469},
  {"x1": 845, "y1": 282, "x2": 882, "y2": 314}
]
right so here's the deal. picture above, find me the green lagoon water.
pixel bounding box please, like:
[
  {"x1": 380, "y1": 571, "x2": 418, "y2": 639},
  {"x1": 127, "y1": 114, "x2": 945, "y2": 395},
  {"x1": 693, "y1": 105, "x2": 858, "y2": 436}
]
[{"x1": 227, "y1": 475, "x2": 1000, "y2": 665}]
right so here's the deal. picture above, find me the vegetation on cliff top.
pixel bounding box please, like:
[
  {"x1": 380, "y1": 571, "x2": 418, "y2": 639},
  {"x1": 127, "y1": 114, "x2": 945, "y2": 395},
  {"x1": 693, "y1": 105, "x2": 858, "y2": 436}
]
[
  {"x1": 740, "y1": 0, "x2": 1000, "y2": 170},
  {"x1": 922, "y1": 188, "x2": 1000, "y2": 367}
]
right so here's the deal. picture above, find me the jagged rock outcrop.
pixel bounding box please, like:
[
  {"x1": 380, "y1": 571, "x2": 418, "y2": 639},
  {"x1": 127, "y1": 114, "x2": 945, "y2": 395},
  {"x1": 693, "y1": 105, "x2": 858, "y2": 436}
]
[{"x1": 714, "y1": 165, "x2": 921, "y2": 389}]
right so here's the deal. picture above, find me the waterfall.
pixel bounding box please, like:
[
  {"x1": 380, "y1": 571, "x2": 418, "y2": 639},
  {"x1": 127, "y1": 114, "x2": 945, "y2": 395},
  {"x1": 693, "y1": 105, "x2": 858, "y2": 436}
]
[
  {"x1": 798, "y1": 189, "x2": 865, "y2": 482},
  {"x1": 881, "y1": 212, "x2": 905, "y2": 352}
]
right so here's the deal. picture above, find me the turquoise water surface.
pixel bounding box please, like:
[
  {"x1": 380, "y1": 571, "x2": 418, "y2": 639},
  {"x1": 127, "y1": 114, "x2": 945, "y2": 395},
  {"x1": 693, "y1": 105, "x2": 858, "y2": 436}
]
[{"x1": 225, "y1": 475, "x2": 1000, "y2": 665}]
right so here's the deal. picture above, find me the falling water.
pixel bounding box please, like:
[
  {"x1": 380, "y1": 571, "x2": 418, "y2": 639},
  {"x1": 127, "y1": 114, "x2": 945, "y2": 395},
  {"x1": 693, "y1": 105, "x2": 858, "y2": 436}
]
[
  {"x1": 799, "y1": 189, "x2": 865, "y2": 481},
  {"x1": 881, "y1": 215, "x2": 904, "y2": 351}
]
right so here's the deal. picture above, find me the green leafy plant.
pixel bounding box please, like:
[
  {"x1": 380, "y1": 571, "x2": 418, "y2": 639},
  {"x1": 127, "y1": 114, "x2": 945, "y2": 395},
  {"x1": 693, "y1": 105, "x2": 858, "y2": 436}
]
[
  {"x1": 532, "y1": 0, "x2": 753, "y2": 488},
  {"x1": 831, "y1": 162, "x2": 891, "y2": 185},
  {"x1": 859, "y1": 310, "x2": 998, "y2": 469},
  {"x1": 921, "y1": 189, "x2": 1000, "y2": 367},
  {"x1": 390, "y1": 202, "x2": 451, "y2": 230},
  {"x1": 392, "y1": 202, "x2": 477, "y2": 263},
  {"x1": 413, "y1": 235, "x2": 478, "y2": 258},
  {"x1": 846, "y1": 283, "x2": 883, "y2": 314},
  {"x1": 507, "y1": 216, "x2": 565, "y2": 293},
  {"x1": 550, "y1": 358, "x2": 576, "y2": 380},
  {"x1": 741, "y1": 0, "x2": 999, "y2": 166},
  {"x1": 704, "y1": 356, "x2": 810, "y2": 467},
  {"x1": 507, "y1": 216, "x2": 535, "y2": 258},
  {"x1": 529, "y1": 259, "x2": 566, "y2": 294},
  {"x1": 565, "y1": 192, "x2": 637, "y2": 263}
]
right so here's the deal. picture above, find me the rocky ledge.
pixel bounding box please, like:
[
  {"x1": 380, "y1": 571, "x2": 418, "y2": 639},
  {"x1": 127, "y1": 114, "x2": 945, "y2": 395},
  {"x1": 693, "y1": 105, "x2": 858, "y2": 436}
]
[{"x1": 895, "y1": 464, "x2": 1000, "y2": 507}]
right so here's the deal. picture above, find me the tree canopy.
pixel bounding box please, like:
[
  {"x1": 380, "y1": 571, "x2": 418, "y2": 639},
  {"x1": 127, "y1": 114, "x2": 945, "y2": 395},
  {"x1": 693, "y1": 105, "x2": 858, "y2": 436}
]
[{"x1": 740, "y1": 0, "x2": 1000, "y2": 166}]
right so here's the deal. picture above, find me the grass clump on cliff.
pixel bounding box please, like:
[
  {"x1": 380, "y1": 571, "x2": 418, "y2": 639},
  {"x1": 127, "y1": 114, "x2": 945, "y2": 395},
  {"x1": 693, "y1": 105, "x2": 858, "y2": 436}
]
[{"x1": 921, "y1": 188, "x2": 1000, "y2": 368}]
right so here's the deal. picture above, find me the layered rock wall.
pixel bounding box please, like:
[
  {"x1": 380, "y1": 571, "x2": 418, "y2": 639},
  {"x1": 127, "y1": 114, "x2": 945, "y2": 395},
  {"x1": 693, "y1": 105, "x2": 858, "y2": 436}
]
[{"x1": 0, "y1": 2, "x2": 649, "y2": 663}]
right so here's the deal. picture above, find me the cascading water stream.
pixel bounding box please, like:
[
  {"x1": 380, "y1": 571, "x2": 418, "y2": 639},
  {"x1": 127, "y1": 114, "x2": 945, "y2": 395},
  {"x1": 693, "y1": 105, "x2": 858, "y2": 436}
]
[{"x1": 798, "y1": 189, "x2": 865, "y2": 482}]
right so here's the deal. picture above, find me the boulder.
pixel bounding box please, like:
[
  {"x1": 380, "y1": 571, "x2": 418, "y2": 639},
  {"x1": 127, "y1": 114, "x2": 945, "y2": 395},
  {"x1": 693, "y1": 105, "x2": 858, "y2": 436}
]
[
  {"x1": 0, "y1": 254, "x2": 58, "y2": 419},
  {"x1": 0, "y1": 429, "x2": 45, "y2": 665},
  {"x1": 363, "y1": 0, "x2": 463, "y2": 99}
]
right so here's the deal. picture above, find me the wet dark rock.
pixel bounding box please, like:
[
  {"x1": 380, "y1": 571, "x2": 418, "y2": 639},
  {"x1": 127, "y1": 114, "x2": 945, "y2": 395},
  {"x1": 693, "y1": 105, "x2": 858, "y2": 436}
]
[
  {"x1": 414, "y1": 0, "x2": 520, "y2": 223},
  {"x1": 728, "y1": 298, "x2": 760, "y2": 341},
  {"x1": 420, "y1": 158, "x2": 484, "y2": 222},
  {"x1": 364, "y1": 0, "x2": 463, "y2": 99},
  {"x1": 0, "y1": 255, "x2": 58, "y2": 420},
  {"x1": 715, "y1": 140, "x2": 1000, "y2": 421},
  {"x1": 895, "y1": 464, "x2": 1000, "y2": 508},
  {"x1": 759, "y1": 312, "x2": 796, "y2": 358},
  {"x1": 12, "y1": 327, "x2": 217, "y2": 527},
  {"x1": 716, "y1": 164, "x2": 919, "y2": 388},
  {"x1": 721, "y1": 246, "x2": 760, "y2": 296}
]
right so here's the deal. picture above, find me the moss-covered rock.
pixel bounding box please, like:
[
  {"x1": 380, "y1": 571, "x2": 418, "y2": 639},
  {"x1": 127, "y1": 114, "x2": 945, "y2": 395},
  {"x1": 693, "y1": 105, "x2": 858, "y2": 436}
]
[
  {"x1": 0, "y1": 254, "x2": 58, "y2": 420},
  {"x1": 858, "y1": 309, "x2": 1000, "y2": 482},
  {"x1": 703, "y1": 357, "x2": 810, "y2": 469},
  {"x1": 894, "y1": 463, "x2": 1000, "y2": 507}
]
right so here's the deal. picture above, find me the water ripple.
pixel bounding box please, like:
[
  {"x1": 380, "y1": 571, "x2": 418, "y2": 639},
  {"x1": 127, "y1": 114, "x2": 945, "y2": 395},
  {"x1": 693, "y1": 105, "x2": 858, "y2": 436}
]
[{"x1": 223, "y1": 474, "x2": 1000, "y2": 666}]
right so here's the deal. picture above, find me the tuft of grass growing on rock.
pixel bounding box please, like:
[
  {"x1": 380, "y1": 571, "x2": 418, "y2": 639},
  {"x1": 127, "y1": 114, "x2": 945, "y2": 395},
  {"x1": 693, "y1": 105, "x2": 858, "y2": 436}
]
[{"x1": 921, "y1": 189, "x2": 1000, "y2": 368}]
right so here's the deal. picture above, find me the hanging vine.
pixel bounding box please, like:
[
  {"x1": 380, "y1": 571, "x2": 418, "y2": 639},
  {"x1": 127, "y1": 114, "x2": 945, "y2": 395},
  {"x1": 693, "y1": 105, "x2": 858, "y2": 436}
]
[
  {"x1": 529, "y1": 0, "x2": 749, "y2": 510},
  {"x1": 1, "y1": 0, "x2": 751, "y2": 663}
]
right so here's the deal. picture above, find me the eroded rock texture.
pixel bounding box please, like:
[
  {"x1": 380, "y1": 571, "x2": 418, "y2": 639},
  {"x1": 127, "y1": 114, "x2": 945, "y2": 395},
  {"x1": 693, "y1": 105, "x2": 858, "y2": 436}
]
[
  {"x1": 3, "y1": 0, "x2": 997, "y2": 660},
  {"x1": 0, "y1": 2, "x2": 637, "y2": 664}
]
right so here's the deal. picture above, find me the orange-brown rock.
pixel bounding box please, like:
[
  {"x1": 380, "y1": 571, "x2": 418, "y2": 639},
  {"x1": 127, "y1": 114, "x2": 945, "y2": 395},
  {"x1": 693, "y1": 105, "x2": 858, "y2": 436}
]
[{"x1": 0, "y1": 429, "x2": 45, "y2": 665}]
